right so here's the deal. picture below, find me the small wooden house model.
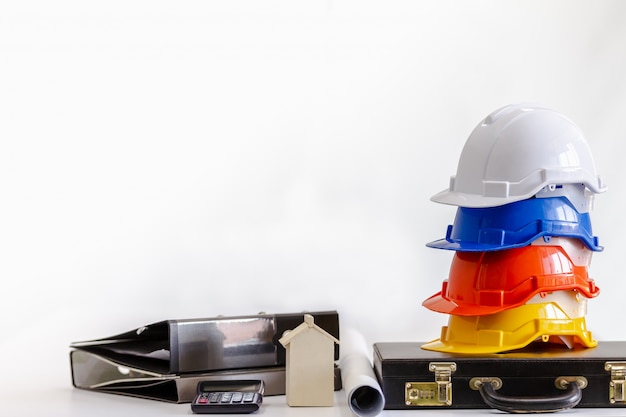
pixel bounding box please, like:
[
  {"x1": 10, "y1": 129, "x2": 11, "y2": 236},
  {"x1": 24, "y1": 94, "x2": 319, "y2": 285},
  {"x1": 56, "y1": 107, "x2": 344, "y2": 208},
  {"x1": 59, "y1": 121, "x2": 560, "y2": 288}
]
[{"x1": 278, "y1": 314, "x2": 340, "y2": 406}]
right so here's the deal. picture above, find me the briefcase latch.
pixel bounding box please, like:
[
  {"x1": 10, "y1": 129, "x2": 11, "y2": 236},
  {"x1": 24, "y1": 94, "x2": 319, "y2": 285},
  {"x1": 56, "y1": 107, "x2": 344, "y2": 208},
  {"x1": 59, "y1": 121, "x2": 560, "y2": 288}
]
[
  {"x1": 404, "y1": 362, "x2": 456, "y2": 406},
  {"x1": 605, "y1": 362, "x2": 626, "y2": 403}
]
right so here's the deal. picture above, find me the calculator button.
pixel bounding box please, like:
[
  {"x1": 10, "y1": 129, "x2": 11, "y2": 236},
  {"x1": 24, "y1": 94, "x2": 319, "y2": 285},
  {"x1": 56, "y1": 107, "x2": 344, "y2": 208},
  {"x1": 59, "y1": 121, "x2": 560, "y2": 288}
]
[
  {"x1": 209, "y1": 393, "x2": 221, "y2": 403},
  {"x1": 221, "y1": 393, "x2": 233, "y2": 403},
  {"x1": 197, "y1": 396, "x2": 209, "y2": 404},
  {"x1": 231, "y1": 392, "x2": 243, "y2": 403},
  {"x1": 242, "y1": 392, "x2": 255, "y2": 402}
]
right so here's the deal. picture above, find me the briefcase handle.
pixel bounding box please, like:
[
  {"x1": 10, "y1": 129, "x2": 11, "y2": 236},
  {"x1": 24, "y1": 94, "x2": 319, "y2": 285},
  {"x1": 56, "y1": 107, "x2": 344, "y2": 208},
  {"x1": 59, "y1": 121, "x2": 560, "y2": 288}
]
[{"x1": 476, "y1": 378, "x2": 583, "y2": 413}]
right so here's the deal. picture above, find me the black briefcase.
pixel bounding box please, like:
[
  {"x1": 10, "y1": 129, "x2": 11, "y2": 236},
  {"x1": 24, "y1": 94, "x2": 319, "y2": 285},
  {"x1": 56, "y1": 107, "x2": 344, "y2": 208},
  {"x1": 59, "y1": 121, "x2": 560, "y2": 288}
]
[{"x1": 373, "y1": 341, "x2": 626, "y2": 413}]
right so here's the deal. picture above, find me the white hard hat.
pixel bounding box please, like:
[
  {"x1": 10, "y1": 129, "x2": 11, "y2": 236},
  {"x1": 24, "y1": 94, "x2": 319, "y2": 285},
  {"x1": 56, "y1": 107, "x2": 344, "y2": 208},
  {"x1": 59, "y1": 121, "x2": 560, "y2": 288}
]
[{"x1": 431, "y1": 104, "x2": 606, "y2": 208}]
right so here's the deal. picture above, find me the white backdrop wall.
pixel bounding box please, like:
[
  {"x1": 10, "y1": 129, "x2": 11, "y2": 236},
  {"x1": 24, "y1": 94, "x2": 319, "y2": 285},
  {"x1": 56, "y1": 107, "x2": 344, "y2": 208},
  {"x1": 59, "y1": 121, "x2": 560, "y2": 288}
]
[{"x1": 1, "y1": 0, "x2": 626, "y2": 412}]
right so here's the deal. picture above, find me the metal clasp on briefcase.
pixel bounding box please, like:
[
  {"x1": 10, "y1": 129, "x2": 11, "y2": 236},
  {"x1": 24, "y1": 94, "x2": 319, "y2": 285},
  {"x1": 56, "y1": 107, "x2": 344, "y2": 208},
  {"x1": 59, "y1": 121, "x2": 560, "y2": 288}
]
[
  {"x1": 606, "y1": 362, "x2": 626, "y2": 403},
  {"x1": 405, "y1": 362, "x2": 456, "y2": 406}
]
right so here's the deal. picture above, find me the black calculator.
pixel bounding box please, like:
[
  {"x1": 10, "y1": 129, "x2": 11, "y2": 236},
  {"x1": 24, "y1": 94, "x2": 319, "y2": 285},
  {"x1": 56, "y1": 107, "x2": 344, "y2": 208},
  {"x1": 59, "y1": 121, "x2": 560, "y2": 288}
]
[{"x1": 191, "y1": 380, "x2": 264, "y2": 414}]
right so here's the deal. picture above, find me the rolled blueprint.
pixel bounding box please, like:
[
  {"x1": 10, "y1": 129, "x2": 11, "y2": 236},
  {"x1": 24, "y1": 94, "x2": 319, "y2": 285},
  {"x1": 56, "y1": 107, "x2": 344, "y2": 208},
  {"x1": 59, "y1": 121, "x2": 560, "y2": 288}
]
[{"x1": 340, "y1": 328, "x2": 385, "y2": 417}]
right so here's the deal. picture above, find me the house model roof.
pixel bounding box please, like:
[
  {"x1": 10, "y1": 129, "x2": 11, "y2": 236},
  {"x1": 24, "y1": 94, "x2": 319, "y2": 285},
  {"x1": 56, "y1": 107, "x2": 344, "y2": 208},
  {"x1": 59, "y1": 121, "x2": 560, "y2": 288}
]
[{"x1": 279, "y1": 314, "x2": 340, "y2": 347}]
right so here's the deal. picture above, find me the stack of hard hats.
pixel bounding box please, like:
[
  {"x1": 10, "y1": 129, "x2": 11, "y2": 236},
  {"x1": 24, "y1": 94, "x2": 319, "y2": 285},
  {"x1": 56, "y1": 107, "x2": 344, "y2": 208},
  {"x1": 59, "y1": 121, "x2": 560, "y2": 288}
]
[{"x1": 421, "y1": 103, "x2": 606, "y2": 354}]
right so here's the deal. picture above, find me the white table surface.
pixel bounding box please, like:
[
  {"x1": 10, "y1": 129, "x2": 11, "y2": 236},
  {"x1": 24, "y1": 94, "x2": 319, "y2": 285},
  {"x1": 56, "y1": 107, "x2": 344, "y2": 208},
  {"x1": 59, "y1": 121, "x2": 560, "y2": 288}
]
[{"x1": 7, "y1": 386, "x2": 626, "y2": 417}]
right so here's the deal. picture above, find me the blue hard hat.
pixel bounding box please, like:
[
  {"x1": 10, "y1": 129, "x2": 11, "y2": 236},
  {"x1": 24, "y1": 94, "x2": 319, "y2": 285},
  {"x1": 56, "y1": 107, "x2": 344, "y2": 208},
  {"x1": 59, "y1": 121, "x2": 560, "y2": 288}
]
[{"x1": 426, "y1": 196, "x2": 602, "y2": 252}]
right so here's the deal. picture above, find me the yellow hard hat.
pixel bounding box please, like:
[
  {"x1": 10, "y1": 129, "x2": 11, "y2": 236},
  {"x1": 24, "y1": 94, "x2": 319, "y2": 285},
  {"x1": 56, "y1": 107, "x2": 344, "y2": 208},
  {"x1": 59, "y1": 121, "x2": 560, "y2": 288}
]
[{"x1": 421, "y1": 300, "x2": 596, "y2": 354}]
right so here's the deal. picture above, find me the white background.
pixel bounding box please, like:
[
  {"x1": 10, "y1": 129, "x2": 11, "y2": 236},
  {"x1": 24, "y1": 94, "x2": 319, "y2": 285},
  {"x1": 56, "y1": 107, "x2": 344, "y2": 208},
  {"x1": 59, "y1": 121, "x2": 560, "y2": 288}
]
[{"x1": 2, "y1": 1, "x2": 626, "y2": 415}]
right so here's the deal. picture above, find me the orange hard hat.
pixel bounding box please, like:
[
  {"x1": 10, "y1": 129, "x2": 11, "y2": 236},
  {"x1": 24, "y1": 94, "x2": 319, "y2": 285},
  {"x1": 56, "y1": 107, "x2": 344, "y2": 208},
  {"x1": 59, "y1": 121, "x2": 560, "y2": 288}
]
[{"x1": 422, "y1": 242, "x2": 598, "y2": 316}]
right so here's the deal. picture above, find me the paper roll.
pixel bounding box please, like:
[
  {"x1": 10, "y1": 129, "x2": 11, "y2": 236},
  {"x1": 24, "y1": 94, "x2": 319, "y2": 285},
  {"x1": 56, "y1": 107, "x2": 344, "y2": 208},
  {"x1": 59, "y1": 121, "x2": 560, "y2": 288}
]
[{"x1": 340, "y1": 328, "x2": 385, "y2": 417}]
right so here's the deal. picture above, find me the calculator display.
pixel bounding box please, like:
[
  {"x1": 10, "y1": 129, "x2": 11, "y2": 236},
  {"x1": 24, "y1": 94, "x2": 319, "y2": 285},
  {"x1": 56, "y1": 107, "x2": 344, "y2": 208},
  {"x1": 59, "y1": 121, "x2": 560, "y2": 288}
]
[{"x1": 199, "y1": 381, "x2": 263, "y2": 393}]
